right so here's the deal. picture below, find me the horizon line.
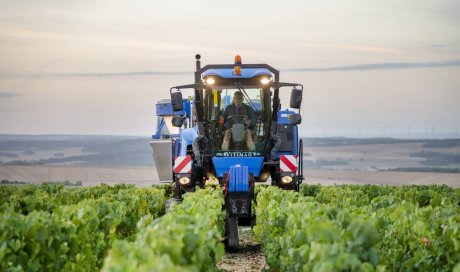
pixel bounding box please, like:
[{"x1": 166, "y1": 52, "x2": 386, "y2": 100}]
[{"x1": 2, "y1": 60, "x2": 460, "y2": 78}]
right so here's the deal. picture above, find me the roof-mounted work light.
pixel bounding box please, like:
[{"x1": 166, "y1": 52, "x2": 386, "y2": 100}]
[
  {"x1": 205, "y1": 77, "x2": 215, "y2": 85},
  {"x1": 260, "y1": 77, "x2": 271, "y2": 85}
]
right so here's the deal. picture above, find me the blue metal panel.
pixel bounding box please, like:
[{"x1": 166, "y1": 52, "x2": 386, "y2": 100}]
[
  {"x1": 277, "y1": 109, "x2": 296, "y2": 124},
  {"x1": 174, "y1": 139, "x2": 180, "y2": 158},
  {"x1": 243, "y1": 166, "x2": 249, "y2": 191},
  {"x1": 179, "y1": 128, "x2": 198, "y2": 156},
  {"x1": 293, "y1": 125, "x2": 298, "y2": 156},
  {"x1": 202, "y1": 68, "x2": 273, "y2": 79},
  {"x1": 184, "y1": 100, "x2": 191, "y2": 118},
  {"x1": 156, "y1": 102, "x2": 173, "y2": 116},
  {"x1": 228, "y1": 168, "x2": 235, "y2": 192},
  {"x1": 275, "y1": 126, "x2": 298, "y2": 159},
  {"x1": 213, "y1": 157, "x2": 264, "y2": 178},
  {"x1": 229, "y1": 165, "x2": 249, "y2": 192},
  {"x1": 155, "y1": 100, "x2": 189, "y2": 117},
  {"x1": 152, "y1": 118, "x2": 165, "y2": 139}
]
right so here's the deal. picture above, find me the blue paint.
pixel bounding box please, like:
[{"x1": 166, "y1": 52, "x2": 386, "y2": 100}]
[
  {"x1": 174, "y1": 139, "x2": 180, "y2": 158},
  {"x1": 274, "y1": 125, "x2": 298, "y2": 159},
  {"x1": 228, "y1": 165, "x2": 249, "y2": 192},
  {"x1": 277, "y1": 109, "x2": 296, "y2": 124},
  {"x1": 152, "y1": 118, "x2": 165, "y2": 139},
  {"x1": 202, "y1": 68, "x2": 273, "y2": 79},
  {"x1": 183, "y1": 100, "x2": 192, "y2": 118},
  {"x1": 179, "y1": 128, "x2": 198, "y2": 156},
  {"x1": 156, "y1": 101, "x2": 173, "y2": 116},
  {"x1": 156, "y1": 100, "x2": 189, "y2": 117},
  {"x1": 213, "y1": 156, "x2": 264, "y2": 177}
]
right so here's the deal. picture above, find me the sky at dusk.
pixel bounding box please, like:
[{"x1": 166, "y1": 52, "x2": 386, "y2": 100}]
[{"x1": 1, "y1": 0, "x2": 460, "y2": 138}]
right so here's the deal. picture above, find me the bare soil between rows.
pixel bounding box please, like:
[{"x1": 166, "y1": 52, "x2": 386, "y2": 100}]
[{"x1": 218, "y1": 227, "x2": 268, "y2": 272}]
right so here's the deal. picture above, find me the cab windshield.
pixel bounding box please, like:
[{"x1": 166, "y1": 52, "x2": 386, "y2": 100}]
[{"x1": 203, "y1": 88, "x2": 271, "y2": 153}]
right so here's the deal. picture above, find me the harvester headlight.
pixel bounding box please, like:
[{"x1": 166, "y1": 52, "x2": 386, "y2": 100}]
[
  {"x1": 178, "y1": 176, "x2": 191, "y2": 186},
  {"x1": 260, "y1": 77, "x2": 270, "y2": 85},
  {"x1": 205, "y1": 77, "x2": 215, "y2": 85},
  {"x1": 281, "y1": 175, "x2": 293, "y2": 184}
]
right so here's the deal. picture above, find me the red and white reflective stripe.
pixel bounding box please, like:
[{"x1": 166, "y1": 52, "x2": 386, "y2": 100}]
[
  {"x1": 174, "y1": 156, "x2": 192, "y2": 174},
  {"x1": 280, "y1": 155, "x2": 298, "y2": 173}
]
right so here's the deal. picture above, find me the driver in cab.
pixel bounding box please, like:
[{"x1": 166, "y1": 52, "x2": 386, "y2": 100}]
[{"x1": 219, "y1": 91, "x2": 256, "y2": 151}]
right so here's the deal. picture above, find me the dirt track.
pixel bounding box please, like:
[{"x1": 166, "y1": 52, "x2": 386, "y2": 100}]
[{"x1": 1, "y1": 165, "x2": 458, "y2": 187}]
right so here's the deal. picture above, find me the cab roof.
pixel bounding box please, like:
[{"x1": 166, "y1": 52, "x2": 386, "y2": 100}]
[{"x1": 201, "y1": 68, "x2": 273, "y2": 79}]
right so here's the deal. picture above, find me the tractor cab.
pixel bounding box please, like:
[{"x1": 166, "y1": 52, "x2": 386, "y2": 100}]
[
  {"x1": 199, "y1": 64, "x2": 275, "y2": 186},
  {"x1": 204, "y1": 88, "x2": 265, "y2": 152}
]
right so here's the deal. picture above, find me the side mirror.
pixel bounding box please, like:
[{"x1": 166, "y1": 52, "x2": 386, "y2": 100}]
[
  {"x1": 290, "y1": 87, "x2": 302, "y2": 109},
  {"x1": 289, "y1": 114, "x2": 302, "y2": 125},
  {"x1": 171, "y1": 115, "x2": 185, "y2": 127},
  {"x1": 171, "y1": 91, "x2": 184, "y2": 111}
]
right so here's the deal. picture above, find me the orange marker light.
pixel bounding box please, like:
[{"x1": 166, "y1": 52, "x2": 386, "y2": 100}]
[
  {"x1": 234, "y1": 66, "x2": 241, "y2": 76},
  {"x1": 234, "y1": 55, "x2": 242, "y2": 65}
]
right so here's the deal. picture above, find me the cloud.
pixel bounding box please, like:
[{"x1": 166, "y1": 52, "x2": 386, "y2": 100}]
[
  {"x1": 423, "y1": 44, "x2": 448, "y2": 48},
  {"x1": 0, "y1": 71, "x2": 190, "y2": 78},
  {"x1": 2, "y1": 60, "x2": 460, "y2": 79},
  {"x1": 45, "y1": 60, "x2": 460, "y2": 76},
  {"x1": 301, "y1": 42, "x2": 405, "y2": 54},
  {"x1": 53, "y1": 71, "x2": 190, "y2": 77},
  {"x1": 0, "y1": 92, "x2": 19, "y2": 98},
  {"x1": 284, "y1": 60, "x2": 460, "y2": 72}
]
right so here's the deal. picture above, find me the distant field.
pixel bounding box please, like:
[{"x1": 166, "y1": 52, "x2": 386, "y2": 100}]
[
  {"x1": 1, "y1": 165, "x2": 459, "y2": 188},
  {"x1": 1, "y1": 135, "x2": 459, "y2": 170},
  {"x1": 305, "y1": 141, "x2": 460, "y2": 170},
  {"x1": 0, "y1": 135, "x2": 154, "y2": 166},
  {"x1": 1, "y1": 135, "x2": 459, "y2": 187}
]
